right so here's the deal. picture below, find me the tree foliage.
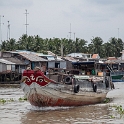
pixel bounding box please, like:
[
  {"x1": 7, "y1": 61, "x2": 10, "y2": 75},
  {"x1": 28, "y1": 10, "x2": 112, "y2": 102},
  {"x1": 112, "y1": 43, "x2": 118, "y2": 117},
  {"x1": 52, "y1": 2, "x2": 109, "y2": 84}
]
[{"x1": 1, "y1": 35, "x2": 123, "y2": 58}]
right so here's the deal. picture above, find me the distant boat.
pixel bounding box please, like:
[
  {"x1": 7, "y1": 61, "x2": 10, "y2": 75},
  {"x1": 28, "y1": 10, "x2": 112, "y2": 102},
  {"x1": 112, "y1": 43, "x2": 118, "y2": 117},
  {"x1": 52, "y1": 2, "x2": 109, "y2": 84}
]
[
  {"x1": 21, "y1": 67, "x2": 113, "y2": 107},
  {"x1": 106, "y1": 64, "x2": 124, "y2": 82},
  {"x1": 110, "y1": 71, "x2": 124, "y2": 82}
]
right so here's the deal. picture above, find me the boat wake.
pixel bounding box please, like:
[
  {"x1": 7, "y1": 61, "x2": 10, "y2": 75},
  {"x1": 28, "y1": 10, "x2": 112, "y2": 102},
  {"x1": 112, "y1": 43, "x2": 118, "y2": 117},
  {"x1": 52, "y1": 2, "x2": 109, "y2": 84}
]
[{"x1": 26, "y1": 105, "x2": 74, "y2": 111}]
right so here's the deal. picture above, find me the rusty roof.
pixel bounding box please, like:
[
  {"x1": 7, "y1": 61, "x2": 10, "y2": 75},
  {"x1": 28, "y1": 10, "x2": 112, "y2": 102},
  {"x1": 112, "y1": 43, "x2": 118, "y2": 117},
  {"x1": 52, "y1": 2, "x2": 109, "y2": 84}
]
[
  {"x1": 107, "y1": 57, "x2": 117, "y2": 60},
  {"x1": 3, "y1": 57, "x2": 25, "y2": 65},
  {"x1": 92, "y1": 54, "x2": 100, "y2": 59},
  {"x1": 105, "y1": 59, "x2": 124, "y2": 64},
  {"x1": 62, "y1": 56, "x2": 78, "y2": 62},
  {"x1": 19, "y1": 53, "x2": 47, "y2": 62}
]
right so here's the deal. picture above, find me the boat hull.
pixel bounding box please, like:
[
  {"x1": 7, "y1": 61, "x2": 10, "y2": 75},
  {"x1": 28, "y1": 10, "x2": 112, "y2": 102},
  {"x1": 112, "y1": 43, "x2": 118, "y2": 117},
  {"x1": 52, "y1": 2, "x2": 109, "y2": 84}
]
[
  {"x1": 21, "y1": 69, "x2": 110, "y2": 107},
  {"x1": 21, "y1": 82, "x2": 107, "y2": 107}
]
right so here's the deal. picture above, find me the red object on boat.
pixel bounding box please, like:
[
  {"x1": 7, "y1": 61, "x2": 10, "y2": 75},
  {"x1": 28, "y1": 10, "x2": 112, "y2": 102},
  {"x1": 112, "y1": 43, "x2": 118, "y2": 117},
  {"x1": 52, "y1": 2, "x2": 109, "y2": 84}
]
[{"x1": 22, "y1": 69, "x2": 54, "y2": 86}]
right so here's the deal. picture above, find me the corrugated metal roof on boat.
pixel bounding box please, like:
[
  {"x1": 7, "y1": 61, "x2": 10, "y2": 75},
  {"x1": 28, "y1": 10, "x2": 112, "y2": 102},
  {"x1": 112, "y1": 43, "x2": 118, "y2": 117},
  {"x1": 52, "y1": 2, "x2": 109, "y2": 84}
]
[
  {"x1": 0, "y1": 59, "x2": 15, "y2": 64},
  {"x1": 19, "y1": 53, "x2": 48, "y2": 62}
]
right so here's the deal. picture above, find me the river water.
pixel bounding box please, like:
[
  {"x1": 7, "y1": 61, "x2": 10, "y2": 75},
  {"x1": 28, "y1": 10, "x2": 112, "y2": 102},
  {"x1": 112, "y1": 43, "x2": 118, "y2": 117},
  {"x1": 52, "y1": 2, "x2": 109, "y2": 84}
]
[{"x1": 0, "y1": 83, "x2": 124, "y2": 124}]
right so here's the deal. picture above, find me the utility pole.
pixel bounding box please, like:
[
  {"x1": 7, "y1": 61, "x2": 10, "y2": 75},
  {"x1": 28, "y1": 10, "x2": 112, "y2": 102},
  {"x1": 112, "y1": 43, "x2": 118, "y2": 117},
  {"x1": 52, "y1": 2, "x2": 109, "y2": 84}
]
[
  {"x1": 118, "y1": 28, "x2": 119, "y2": 40},
  {"x1": 69, "y1": 23, "x2": 71, "y2": 39},
  {"x1": 0, "y1": 15, "x2": 4, "y2": 44},
  {"x1": 61, "y1": 40, "x2": 63, "y2": 57},
  {"x1": 74, "y1": 32, "x2": 75, "y2": 41},
  {"x1": 7, "y1": 21, "x2": 10, "y2": 40},
  {"x1": 24, "y1": 9, "x2": 29, "y2": 36}
]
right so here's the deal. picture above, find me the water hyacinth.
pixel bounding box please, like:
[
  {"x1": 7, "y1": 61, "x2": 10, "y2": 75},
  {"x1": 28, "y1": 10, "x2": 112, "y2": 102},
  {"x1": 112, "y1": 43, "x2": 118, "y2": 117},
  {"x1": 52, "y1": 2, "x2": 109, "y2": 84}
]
[
  {"x1": 18, "y1": 97, "x2": 27, "y2": 101},
  {"x1": 110, "y1": 105, "x2": 124, "y2": 119},
  {"x1": 0, "y1": 97, "x2": 27, "y2": 104}
]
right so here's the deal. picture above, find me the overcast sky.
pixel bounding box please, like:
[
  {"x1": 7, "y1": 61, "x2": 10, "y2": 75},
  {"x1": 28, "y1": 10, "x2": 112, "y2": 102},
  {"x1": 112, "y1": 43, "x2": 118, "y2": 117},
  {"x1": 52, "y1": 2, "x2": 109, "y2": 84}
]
[{"x1": 0, "y1": 0, "x2": 124, "y2": 44}]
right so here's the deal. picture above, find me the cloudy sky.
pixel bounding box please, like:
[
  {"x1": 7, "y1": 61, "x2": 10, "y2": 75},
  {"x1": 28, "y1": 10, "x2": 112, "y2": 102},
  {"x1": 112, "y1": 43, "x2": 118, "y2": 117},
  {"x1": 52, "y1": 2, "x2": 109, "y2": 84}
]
[{"x1": 0, "y1": 0, "x2": 124, "y2": 44}]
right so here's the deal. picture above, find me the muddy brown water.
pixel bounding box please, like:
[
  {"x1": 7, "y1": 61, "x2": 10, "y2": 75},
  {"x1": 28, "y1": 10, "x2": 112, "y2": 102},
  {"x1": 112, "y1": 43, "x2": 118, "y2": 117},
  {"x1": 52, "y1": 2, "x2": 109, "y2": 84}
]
[{"x1": 0, "y1": 83, "x2": 124, "y2": 124}]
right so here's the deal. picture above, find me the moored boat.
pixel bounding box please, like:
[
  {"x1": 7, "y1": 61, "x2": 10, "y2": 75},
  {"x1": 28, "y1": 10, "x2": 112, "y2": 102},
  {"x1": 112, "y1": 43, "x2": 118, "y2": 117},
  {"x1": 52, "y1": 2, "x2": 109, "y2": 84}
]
[
  {"x1": 110, "y1": 71, "x2": 124, "y2": 82},
  {"x1": 21, "y1": 67, "x2": 114, "y2": 107}
]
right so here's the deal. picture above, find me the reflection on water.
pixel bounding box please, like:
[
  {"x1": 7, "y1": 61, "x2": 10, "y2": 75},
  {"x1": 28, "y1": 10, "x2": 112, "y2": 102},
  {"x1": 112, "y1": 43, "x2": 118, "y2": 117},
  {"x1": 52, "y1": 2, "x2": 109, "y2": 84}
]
[
  {"x1": 21, "y1": 105, "x2": 111, "y2": 124},
  {"x1": 0, "y1": 83, "x2": 124, "y2": 124}
]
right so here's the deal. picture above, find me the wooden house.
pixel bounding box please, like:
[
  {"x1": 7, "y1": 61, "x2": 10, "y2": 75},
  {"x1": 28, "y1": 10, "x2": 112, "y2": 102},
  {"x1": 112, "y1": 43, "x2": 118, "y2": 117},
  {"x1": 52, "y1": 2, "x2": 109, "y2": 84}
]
[
  {"x1": 0, "y1": 59, "x2": 15, "y2": 73},
  {"x1": 0, "y1": 51, "x2": 48, "y2": 82},
  {"x1": 0, "y1": 58, "x2": 16, "y2": 82}
]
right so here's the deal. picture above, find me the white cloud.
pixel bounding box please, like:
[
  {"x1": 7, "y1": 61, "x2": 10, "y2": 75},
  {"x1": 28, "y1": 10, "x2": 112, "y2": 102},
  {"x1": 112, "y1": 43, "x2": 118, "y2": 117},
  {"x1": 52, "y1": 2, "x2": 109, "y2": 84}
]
[
  {"x1": 0, "y1": 0, "x2": 124, "y2": 43},
  {"x1": 0, "y1": 0, "x2": 33, "y2": 7}
]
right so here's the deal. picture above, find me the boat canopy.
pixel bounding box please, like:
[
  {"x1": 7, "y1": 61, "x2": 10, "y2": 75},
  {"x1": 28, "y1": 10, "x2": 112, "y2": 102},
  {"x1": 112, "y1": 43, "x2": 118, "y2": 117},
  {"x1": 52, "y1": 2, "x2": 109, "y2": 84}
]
[{"x1": 72, "y1": 61, "x2": 95, "y2": 65}]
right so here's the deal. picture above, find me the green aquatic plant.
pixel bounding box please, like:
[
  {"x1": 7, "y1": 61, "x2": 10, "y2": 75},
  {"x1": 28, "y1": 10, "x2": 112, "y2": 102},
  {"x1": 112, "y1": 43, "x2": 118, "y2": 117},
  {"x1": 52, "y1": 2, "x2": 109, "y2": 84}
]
[
  {"x1": 8, "y1": 98, "x2": 15, "y2": 102},
  {"x1": 18, "y1": 97, "x2": 27, "y2": 101},
  {"x1": 103, "y1": 98, "x2": 111, "y2": 103},
  {"x1": 110, "y1": 105, "x2": 124, "y2": 119},
  {"x1": 0, "y1": 98, "x2": 6, "y2": 104},
  {"x1": 0, "y1": 97, "x2": 27, "y2": 104},
  {"x1": 0, "y1": 98, "x2": 15, "y2": 104},
  {"x1": 115, "y1": 105, "x2": 124, "y2": 118},
  {"x1": 103, "y1": 97, "x2": 113, "y2": 103},
  {"x1": 110, "y1": 115, "x2": 115, "y2": 119}
]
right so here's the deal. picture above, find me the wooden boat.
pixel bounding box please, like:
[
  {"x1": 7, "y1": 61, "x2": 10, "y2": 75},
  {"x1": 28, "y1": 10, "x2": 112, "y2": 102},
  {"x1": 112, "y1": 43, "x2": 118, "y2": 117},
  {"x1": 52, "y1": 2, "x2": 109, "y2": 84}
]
[
  {"x1": 21, "y1": 67, "x2": 113, "y2": 107},
  {"x1": 110, "y1": 71, "x2": 124, "y2": 82},
  {"x1": 94, "y1": 62, "x2": 124, "y2": 83}
]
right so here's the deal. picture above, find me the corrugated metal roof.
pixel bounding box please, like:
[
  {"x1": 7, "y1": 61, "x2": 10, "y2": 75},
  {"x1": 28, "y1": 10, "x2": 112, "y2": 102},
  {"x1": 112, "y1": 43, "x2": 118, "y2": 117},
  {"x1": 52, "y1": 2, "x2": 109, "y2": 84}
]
[
  {"x1": 107, "y1": 57, "x2": 117, "y2": 60},
  {"x1": 0, "y1": 59, "x2": 15, "y2": 64},
  {"x1": 19, "y1": 53, "x2": 47, "y2": 62},
  {"x1": 3, "y1": 57, "x2": 25, "y2": 65},
  {"x1": 47, "y1": 51, "x2": 56, "y2": 56},
  {"x1": 66, "y1": 53, "x2": 92, "y2": 58},
  {"x1": 105, "y1": 59, "x2": 123, "y2": 64},
  {"x1": 67, "y1": 53, "x2": 83, "y2": 57},
  {"x1": 63, "y1": 56, "x2": 78, "y2": 62}
]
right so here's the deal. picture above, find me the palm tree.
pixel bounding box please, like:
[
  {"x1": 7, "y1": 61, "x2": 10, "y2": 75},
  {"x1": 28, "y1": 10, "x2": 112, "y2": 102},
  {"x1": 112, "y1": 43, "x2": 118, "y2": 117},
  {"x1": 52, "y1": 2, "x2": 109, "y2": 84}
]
[
  {"x1": 91, "y1": 37, "x2": 103, "y2": 56},
  {"x1": 108, "y1": 37, "x2": 123, "y2": 57},
  {"x1": 1, "y1": 38, "x2": 17, "y2": 51},
  {"x1": 74, "y1": 38, "x2": 88, "y2": 53},
  {"x1": 103, "y1": 42, "x2": 112, "y2": 57}
]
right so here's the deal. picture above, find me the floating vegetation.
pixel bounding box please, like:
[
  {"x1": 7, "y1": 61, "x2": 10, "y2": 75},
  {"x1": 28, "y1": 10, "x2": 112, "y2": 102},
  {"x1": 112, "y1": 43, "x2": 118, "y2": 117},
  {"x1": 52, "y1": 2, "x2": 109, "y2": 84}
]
[
  {"x1": 109, "y1": 115, "x2": 115, "y2": 119},
  {"x1": 114, "y1": 105, "x2": 124, "y2": 118},
  {"x1": 110, "y1": 105, "x2": 124, "y2": 119},
  {"x1": 0, "y1": 98, "x2": 15, "y2": 104},
  {"x1": 0, "y1": 97, "x2": 27, "y2": 104},
  {"x1": 18, "y1": 97, "x2": 27, "y2": 101},
  {"x1": 0, "y1": 98, "x2": 7, "y2": 104},
  {"x1": 103, "y1": 98, "x2": 111, "y2": 103}
]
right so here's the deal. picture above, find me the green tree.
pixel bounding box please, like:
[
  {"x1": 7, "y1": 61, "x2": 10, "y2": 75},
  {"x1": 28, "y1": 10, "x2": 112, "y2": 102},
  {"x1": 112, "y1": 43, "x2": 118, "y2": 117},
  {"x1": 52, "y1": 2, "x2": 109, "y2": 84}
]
[
  {"x1": 91, "y1": 37, "x2": 103, "y2": 56},
  {"x1": 108, "y1": 37, "x2": 123, "y2": 57},
  {"x1": 74, "y1": 38, "x2": 87, "y2": 53},
  {"x1": 1, "y1": 38, "x2": 16, "y2": 51}
]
